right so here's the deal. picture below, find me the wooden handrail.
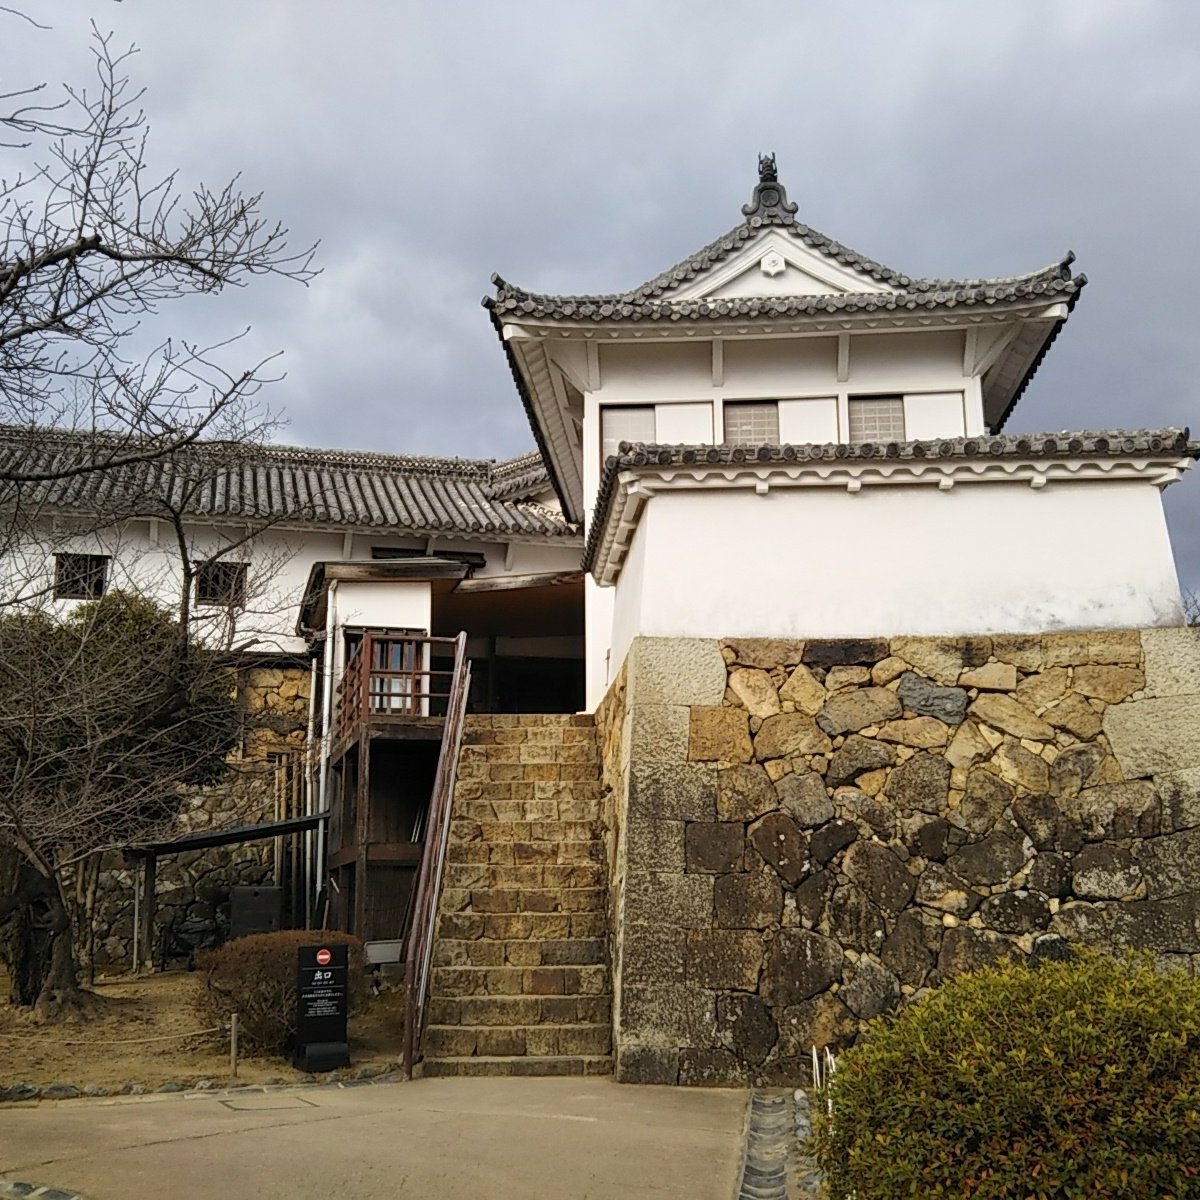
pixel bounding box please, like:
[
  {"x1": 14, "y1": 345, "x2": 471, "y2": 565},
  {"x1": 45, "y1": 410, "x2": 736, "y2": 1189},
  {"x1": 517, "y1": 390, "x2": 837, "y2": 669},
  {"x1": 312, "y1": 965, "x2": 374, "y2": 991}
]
[{"x1": 402, "y1": 630, "x2": 471, "y2": 1079}]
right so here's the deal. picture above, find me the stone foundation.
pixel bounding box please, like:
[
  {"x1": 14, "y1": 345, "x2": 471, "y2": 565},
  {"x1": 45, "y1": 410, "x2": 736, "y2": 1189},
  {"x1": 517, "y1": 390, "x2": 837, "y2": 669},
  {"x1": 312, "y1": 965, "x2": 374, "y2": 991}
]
[
  {"x1": 598, "y1": 629, "x2": 1200, "y2": 1085},
  {"x1": 92, "y1": 665, "x2": 310, "y2": 967}
]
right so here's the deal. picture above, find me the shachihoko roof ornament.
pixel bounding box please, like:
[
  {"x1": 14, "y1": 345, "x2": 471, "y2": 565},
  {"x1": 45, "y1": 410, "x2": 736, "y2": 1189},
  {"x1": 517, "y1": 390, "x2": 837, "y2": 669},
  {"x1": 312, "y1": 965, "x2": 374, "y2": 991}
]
[{"x1": 741, "y1": 152, "x2": 798, "y2": 222}]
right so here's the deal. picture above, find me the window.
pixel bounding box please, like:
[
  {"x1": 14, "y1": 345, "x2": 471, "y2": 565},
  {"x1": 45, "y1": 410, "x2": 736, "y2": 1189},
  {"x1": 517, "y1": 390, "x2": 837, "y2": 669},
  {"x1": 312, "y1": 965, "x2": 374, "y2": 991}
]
[
  {"x1": 723, "y1": 401, "x2": 780, "y2": 444},
  {"x1": 196, "y1": 560, "x2": 247, "y2": 606},
  {"x1": 54, "y1": 553, "x2": 109, "y2": 600},
  {"x1": 600, "y1": 405, "x2": 655, "y2": 467},
  {"x1": 848, "y1": 396, "x2": 906, "y2": 442}
]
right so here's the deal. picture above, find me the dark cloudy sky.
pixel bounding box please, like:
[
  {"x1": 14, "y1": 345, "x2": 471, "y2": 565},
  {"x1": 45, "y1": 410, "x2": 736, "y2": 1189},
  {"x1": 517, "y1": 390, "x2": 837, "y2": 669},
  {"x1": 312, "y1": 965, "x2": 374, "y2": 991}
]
[{"x1": 7, "y1": 1, "x2": 1200, "y2": 586}]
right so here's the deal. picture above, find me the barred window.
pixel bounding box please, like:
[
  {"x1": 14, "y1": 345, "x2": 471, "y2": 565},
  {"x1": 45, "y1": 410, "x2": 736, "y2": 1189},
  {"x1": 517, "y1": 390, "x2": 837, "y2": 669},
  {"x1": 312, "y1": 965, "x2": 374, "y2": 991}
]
[
  {"x1": 54, "y1": 553, "x2": 109, "y2": 600},
  {"x1": 196, "y1": 561, "x2": 247, "y2": 606},
  {"x1": 848, "y1": 396, "x2": 906, "y2": 443},
  {"x1": 723, "y1": 401, "x2": 779, "y2": 444}
]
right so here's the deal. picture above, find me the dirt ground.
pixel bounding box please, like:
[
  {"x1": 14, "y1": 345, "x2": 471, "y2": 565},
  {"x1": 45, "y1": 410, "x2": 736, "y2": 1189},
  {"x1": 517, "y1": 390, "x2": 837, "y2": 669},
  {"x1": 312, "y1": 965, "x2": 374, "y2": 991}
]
[{"x1": 0, "y1": 967, "x2": 407, "y2": 1090}]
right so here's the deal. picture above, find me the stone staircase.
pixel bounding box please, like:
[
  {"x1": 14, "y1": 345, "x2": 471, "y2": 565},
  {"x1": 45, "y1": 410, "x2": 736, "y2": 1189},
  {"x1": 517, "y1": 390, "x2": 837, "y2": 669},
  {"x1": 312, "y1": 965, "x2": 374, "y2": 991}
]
[{"x1": 421, "y1": 714, "x2": 613, "y2": 1077}]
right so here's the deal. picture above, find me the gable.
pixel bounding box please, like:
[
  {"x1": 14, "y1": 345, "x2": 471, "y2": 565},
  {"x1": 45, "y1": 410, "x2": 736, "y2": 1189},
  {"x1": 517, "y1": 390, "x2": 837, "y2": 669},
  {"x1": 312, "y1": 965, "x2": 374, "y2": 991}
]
[{"x1": 662, "y1": 230, "x2": 899, "y2": 302}]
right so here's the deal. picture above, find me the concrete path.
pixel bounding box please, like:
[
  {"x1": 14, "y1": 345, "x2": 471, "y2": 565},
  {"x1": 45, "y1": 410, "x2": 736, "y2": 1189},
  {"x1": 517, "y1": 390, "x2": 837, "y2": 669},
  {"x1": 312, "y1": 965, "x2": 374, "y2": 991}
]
[{"x1": 0, "y1": 1077, "x2": 748, "y2": 1200}]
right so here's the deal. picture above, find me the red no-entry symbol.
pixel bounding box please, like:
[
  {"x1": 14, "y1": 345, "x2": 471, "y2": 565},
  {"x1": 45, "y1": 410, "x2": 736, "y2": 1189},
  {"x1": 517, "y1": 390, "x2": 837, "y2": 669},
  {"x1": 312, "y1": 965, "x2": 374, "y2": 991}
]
[{"x1": 316, "y1": 948, "x2": 332, "y2": 967}]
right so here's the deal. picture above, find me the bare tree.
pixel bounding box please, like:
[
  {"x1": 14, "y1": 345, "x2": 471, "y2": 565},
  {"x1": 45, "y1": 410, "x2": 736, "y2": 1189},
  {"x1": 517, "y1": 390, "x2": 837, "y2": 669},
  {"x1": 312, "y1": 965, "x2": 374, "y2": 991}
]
[{"x1": 0, "y1": 20, "x2": 316, "y2": 498}]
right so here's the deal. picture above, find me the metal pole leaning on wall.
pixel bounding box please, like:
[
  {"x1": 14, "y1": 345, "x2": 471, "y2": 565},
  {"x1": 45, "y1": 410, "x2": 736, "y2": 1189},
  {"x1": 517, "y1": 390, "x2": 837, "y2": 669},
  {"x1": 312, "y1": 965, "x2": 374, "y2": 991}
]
[{"x1": 230, "y1": 1011, "x2": 239, "y2": 1078}]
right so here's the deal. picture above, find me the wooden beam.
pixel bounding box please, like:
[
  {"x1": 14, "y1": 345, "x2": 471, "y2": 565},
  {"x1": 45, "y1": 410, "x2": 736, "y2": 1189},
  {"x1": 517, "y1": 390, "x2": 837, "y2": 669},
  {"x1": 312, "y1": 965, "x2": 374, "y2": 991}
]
[
  {"x1": 837, "y1": 333, "x2": 850, "y2": 382},
  {"x1": 453, "y1": 570, "x2": 583, "y2": 595}
]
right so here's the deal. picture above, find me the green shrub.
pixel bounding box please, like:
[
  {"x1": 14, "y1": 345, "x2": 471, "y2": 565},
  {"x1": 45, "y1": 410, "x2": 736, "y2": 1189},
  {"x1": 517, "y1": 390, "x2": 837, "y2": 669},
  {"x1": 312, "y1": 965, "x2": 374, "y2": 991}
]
[
  {"x1": 814, "y1": 952, "x2": 1200, "y2": 1199},
  {"x1": 194, "y1": 930, "x2": 368, "y2": 1055}
]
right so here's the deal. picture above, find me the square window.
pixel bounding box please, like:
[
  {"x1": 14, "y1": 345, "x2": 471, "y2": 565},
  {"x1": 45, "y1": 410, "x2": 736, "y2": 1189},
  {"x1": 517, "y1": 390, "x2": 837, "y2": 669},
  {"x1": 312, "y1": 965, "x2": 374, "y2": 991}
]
[
  {"x1": 848, "y1": 396, "x2": 906, "y2": 443},
  {"x1": 54, "y1": 553, "x2": 109, "y2": 600},
  {"x1": 723, "y1": 401, "x2": 780, "y2": 444},
  {"x1": 600, "y1": 406, "x2": 656, "y2": 468},
  {"x1": 196, "y1": 561, "x2": 247, "y2": 607}
]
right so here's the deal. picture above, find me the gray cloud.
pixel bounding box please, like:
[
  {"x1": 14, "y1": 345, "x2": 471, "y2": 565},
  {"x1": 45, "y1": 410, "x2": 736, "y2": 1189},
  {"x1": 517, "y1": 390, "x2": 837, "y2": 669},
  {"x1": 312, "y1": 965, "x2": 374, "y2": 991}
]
[{"x1": 5, "y1": 0, "x2": 1199, "y2": 582}]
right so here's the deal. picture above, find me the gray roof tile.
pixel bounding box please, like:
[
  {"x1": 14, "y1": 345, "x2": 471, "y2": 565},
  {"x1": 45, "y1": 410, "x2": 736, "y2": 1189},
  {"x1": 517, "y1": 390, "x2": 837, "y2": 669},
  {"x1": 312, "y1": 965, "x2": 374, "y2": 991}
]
[
  {"x1": 0, "y1": 431, "x2": 577, "y2": 541},
  {"x1": 582, "y1": 429, "x2": 1199, "y2": 571}
]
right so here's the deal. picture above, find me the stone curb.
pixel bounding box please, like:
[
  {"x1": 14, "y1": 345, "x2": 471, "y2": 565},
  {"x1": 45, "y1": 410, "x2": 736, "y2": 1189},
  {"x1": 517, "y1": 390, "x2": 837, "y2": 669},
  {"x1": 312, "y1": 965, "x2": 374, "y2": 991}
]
[
  {"x1": 1, "y1": 1183, "x2": 91, "y2": 1200},
  {"x1": 0, "y1": 1067, "x2": 405, "y2": 1110}
]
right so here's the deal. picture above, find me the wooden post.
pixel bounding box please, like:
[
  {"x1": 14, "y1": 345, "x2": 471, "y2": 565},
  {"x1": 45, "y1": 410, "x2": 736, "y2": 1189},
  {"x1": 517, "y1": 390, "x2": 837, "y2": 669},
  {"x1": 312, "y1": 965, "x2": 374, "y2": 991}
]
[
  {"x1": 230, "y1": 1011, "x2": 239, "y2": 1078},
  {"x1": 136, "y1": 853, "x2": 157, "y2": 974}
]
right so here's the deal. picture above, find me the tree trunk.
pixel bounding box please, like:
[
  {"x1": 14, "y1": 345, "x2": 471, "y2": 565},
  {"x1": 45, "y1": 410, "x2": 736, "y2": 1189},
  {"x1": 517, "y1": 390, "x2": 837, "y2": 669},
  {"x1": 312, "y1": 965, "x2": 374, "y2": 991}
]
[{"x1": 32, "y1": 876, "x2": 92, "y2": 1021}]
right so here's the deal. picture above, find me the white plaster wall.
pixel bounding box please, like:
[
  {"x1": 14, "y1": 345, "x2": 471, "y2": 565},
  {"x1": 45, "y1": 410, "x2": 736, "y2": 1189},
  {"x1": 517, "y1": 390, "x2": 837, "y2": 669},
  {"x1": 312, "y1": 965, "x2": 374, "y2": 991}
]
[
  {"x1": 607, "y1": 481, "x2": 1185, "y2": 651},
  {"x1": 336, "y1": 580, "x2": 431, "y2": 633},
  {"x1": 654, "y1": 401, "x2": 713, "y2": 444},
  {"x1": 903, "y1": 391, "x2": 967, "y2": 440},
  {"x1": 779, "y1": 397, "x2": 839, "y2": 443},
  {"x1": 6, "y1": 516, "x2": 583, "y2": 658}
]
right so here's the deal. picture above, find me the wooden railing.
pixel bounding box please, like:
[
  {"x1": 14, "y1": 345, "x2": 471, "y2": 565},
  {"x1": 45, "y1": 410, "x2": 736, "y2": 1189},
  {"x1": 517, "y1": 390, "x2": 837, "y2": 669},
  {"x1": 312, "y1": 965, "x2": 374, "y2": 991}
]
[
  {"x1": 336, "y1": 632, "x2": 460, "y2": 741},
  {"x1": 402, "y1": 630, "x2": 471, "y2": 1079}
]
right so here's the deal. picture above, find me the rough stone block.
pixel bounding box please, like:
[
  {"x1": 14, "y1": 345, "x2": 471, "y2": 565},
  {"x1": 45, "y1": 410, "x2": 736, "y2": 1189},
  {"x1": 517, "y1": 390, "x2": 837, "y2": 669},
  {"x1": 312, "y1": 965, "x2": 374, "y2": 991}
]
[
  {"x1": 886, "y1": 751, "x2": 951, "y2": 813},
  {"x1": 728, "y1": 667, "x2": 782, "y2": 718},
  {"x1": 753, "y1": 713, "x2": 832, "y2": 761},
  {"x1": 716, "y1": 993, "x2": 778, "y2": 1064},
  {"x1": 840, "y1": 956, "x2": 900, "y2": 1020},
  {"x1": 1135, "y1": 827, "x2": 1200, "y2": 899},
  {"x1": 1015, "y1": 668, "x2": 1071, "y2": 712},
  {"x1": 776, "y1": 771, "x2": 834, "y2": 827},
  {"x1": 827, "y1": 734, "x2": 895, "y2": 786},
  {"x1": 684, "y1": 929, "x2": 764, "y2": 990},
  {"x1": 958, "y1": 662, "x2": 1019, "y2": 691},
  {"x1": 688, "y1": 706, "x2": 753, "y2": 763},
  {"x1": 809, "y1": 818, "x2": 858, "y2": 866},
  {"x1": 624, "y1": 817, "x2": 685, "y2": 874},
  {"x1": 628, "y1": 704, "x2": 690, "y2": 765},
  {"x1": 723, "y1": 638, "x2": 807, "y2": 668},
  {"x1": 947, "y1": 830, "x2": 1026, "y2": 886},
  {"x1": 716, "y1": 763, "x2": 777, "y2": 821},
  {"x1": 684, "y1": 822, "x2": 745, "y2": 873},
  {"x1": 1072, "y1": 665, "x2": 1145, "y2": 704},
  {"x1": 714, "y1": 872, "x2": 783, "y2": 929},
  {"x1": 1042, "y1": 631, "x2": 1093, "y2": 668},
  {"x1": 628, "y1": 637, "x2": 727, "y2": 706},
  {"x1": 678, "y1": 1047, "x2": 748, "y2": 1086},
  {"x1": 615, "y1": 1044, "x2": 680, "y2": 1084},
  {"x1": 877, "y1": 716, "x2": 951, "y2": 749},
  {"x1": 804, "y1": 638, "x2": 889, "y2": 667},
  {"x1": 936, "y1": 926, "x2": 1013, "y2": 978},
  {"x1": 621, "y1": 924, "x2": 686, "y2": 984},
  {"x1": 779, "y1": 664, "x2": 826, "y2": 715},
  {"x1": 1141, "y1": 627, "x2": 1200, "y2": 697},
  {"x1": 1086, "y1": 630, "x2": 1143, "y2": 665},
  {"x1": 990, "y1": 634, "x2": 1044, "y2": 672},
  {"x1": 817, "y1": 687, "x2": 902, "y2": 736},
  {"x1": 1074, "y1": 843, "x2": 1142, "y2": 899},
  {"x1": 748, "y1": 812, "x2": 807, "y2": 885},
  {"x1": 1158, "y1": 768, "x2": 1200, "y2": 832},
  {"x1": 777, "y1": 993, "x2": 857, "y2": 1056},
  {"x1": 969, "y1": 694, "x2": 1055, "y2": 741},
  {"x1": 1059, "y1": 779, "x2": 1159, "y2": 840},
  {"x1": 842, "y1": 841, "x2": 915, "y2": 913},
  {"x1": 979, "y1": 890, "x2": 1051, "y2": 933},
  {"x1": 890, "y1": 637, "x2": 965, "y2": 684},
  {"x1": 624, "y1": 871, "x2": 714, "y2": 928},
  {"x1": 629, "y1": 759, "x2": 717, "y2": 822},
  {"x1": 1044, "y1": 693, "x2": 1103, "y2": 741},
  {"x1": 620, "y1": 984, "x2": 716, "y2": 1047},
  {"x1": 1104, "y1": 697, "x2": 1200, "y2": 777},
  {"x1": 761, "y1": 929, "x2": 843, "y2": 1006},
  {"x1": 897, "y1": 673, "x2": 968, "y2": 724}
]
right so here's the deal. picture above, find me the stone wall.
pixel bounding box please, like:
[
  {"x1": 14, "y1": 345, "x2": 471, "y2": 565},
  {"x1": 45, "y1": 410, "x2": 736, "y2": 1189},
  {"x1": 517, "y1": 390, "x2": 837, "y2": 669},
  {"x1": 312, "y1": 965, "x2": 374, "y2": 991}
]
[
  {"x1": 92, "y1": 664, "x2": 311, "y2": 968},
  {"x1": 604, "y1": 629, "x2": 1200, "y2": 1086}
]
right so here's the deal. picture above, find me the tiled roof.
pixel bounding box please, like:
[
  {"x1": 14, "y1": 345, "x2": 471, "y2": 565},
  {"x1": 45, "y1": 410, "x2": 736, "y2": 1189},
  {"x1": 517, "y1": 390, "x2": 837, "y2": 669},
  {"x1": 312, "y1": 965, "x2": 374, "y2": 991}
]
[
  {"x1": 582, "y1": 430, "x2": 1199, "y2": 571},
  {"x1": 0, "y1": 430, "x2": 576, "y2": 541},
  {"x1": 487, "y1": 155, "x2": 1086, "y2": 324}
]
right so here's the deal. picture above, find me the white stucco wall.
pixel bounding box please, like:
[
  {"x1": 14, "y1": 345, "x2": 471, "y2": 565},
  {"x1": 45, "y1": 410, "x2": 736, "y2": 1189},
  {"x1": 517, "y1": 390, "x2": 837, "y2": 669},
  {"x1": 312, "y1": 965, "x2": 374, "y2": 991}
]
[
  {"x1": 336, "y1": 579, "x2": 432, "y2": 633},
  {"x1": 9, "y1": 518, "x2": 582, "y2": 658},
  {"x1": 603, "y1": 480, "x2": 1185, "y2": 658}
]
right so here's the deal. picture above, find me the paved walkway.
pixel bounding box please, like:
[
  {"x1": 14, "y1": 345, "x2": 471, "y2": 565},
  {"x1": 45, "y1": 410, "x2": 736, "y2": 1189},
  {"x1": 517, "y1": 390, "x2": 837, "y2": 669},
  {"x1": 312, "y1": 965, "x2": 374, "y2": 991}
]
[{"x1": 0, "y1": 1077, "x2": 748, "y2": 1200}]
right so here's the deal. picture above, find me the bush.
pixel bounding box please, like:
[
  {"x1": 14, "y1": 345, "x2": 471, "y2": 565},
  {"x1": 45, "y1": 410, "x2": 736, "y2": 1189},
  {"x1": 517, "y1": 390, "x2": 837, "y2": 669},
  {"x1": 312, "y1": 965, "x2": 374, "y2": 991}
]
[
  {"x1": 814, "y1": 952, "x2": 1200, "y2": 1199},
  {"x1": 194, "y1": 930, "x2": 368, "y2": 1055}
]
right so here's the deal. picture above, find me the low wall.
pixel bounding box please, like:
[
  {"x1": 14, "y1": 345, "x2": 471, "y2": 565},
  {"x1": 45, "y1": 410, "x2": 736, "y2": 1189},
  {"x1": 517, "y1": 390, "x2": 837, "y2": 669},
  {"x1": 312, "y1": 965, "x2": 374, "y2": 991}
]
[
  {"x1": 92, "y1": 665, "x2": 310, "y2": 967},
  {"x1": 600, "y1": 629, "x2": 1200, "y2": 1085}
]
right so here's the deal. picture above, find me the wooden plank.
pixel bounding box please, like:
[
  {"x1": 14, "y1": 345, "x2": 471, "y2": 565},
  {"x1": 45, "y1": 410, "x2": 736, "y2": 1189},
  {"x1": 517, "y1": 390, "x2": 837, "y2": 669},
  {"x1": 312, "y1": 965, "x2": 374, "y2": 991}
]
[
  {"x1": 367, "y1": 842, "x2": 423, "y2": 865},
  {"x1": 453, "y1": 570, "x2": 584, "y2": 595}
]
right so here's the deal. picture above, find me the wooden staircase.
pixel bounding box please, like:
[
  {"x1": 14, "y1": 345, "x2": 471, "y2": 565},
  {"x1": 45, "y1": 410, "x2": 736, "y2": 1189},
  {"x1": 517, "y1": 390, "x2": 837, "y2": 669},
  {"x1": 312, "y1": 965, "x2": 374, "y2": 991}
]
[{"x1": 420, "y1": 714, "x2": 612, "y2": 1077}]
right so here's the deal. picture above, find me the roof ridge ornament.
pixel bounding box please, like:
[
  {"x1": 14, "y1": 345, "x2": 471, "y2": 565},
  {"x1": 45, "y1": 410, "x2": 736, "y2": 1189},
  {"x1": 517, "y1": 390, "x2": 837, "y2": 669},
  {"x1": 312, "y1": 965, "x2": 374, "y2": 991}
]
[{"x1": 742, "y1": 152, "x2": 798, "y2": 223}]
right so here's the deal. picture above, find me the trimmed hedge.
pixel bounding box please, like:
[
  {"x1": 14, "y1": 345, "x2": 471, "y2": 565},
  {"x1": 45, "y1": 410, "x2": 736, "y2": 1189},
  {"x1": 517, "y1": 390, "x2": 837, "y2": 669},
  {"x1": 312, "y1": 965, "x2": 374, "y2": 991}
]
[
  {"x1": 814, "y1": 952, "x2": 1200, "y2": 1199},
  {"x1": 194, "y1": 930, "x2": 368, "y2": 1055}
]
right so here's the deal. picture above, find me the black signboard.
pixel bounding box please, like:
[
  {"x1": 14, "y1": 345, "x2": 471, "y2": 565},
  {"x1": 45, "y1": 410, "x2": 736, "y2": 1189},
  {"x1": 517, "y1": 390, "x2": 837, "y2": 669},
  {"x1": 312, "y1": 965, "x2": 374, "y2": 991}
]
[{"x1": 293, "y1": 943, "x2": 350, "y2": 1072}]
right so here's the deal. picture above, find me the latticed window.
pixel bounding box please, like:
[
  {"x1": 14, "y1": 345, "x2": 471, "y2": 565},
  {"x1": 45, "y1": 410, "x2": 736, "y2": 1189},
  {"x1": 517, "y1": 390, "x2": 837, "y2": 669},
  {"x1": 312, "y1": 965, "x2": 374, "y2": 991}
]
[
  {"x1": 848, "y1": 396, "x2": 906, "y2": 442},
  {"x1": 196, "y1": 560, "x2": 248, "y2": 606},
  {"x1": 723, "y1": 401, "x2": 780, "y2": 444},
  {"x1": 600, "y1": 405, "x2": 655, "y2": 467},
  {"x1": 54, "y1": 553, "x2": 109, "y2": 600}
]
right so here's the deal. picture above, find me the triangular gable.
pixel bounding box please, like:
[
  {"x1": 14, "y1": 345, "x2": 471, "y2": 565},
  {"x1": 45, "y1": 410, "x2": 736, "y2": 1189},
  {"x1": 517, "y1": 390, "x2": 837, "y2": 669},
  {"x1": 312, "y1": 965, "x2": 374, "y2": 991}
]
[{"x1": 662, "y1": 228, "x2": 898, "y2": 302}]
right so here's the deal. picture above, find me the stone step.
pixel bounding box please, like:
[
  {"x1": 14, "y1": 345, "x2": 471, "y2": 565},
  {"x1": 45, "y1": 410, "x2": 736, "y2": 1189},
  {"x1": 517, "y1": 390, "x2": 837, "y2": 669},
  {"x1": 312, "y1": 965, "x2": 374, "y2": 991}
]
[
  {"x1": 438, "y1": 912, "x2": 606, "y2": 941},
  {"x1": 446, "y1": 842, "x2": 604, "y2": 868},
  {"x1": 433, "y1": 937, "x2": 606, "y2": 968},
  {"x1": 439, "y1": 887, "x2": 607, "y2": 915},
  {"x1": 430, "y1": 963, "x2": 609, "y2": 998},
  {"x1": 455, "y1": 762, "x2": 600, "y2": 785},
  {"x1": 449, "y1": 820, "x2": 603, "y2": 844},
  {"x1": 452, "y1": 800, "x2": 602, "y2": 823},
  {"x1": 425, "y1": 1023, "x2": 612, "y2": 1058},
  {"x1": 442, "y1": 863, "x2": 606, "y2": 890},
  {"x1": 458, "y1": 741, "x2": 599, "y2": 765},
  {"x1": 421, "y1": 1055, "x2": 613, "y2": 1078},
  {"x1": 428, "y1": 993, "x2": 611, "y2": 1027}
]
